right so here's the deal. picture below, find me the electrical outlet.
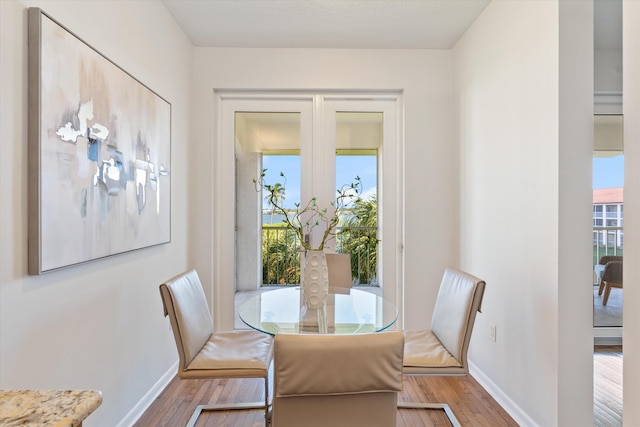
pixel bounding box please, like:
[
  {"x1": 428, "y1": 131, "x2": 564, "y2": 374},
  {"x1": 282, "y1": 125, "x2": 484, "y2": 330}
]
[{"x1": 490, "y1": 323, "x2": 496, "y2": 342}]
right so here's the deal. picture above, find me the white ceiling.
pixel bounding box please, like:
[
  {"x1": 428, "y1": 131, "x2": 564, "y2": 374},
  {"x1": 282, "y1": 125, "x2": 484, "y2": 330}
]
[
  {"x1": 166, "y1": 0, "x2": 623, "y2": 150},
  {"x1": 235, "y1": 112, "x2": 383, "y2": 152},
  {"x1": 162, "y1": 0, "x2": 491, "y2": 49},
  {"x1": 595, "y1": 0, "x2": 622, "y2": 50},
  {"x1": 162, "y1": 0, "x2": 622, "y2": 50}
]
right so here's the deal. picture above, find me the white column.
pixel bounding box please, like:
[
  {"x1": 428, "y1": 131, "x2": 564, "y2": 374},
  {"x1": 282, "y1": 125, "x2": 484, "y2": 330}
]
[{"x1": 236, "y1": 152, "x2": 262, "y2": 292}]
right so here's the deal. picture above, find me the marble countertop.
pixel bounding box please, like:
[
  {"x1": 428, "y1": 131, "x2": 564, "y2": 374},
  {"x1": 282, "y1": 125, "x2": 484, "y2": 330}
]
[{"x1": 0, "y1": 390, "x2": 102, "y2": 427}]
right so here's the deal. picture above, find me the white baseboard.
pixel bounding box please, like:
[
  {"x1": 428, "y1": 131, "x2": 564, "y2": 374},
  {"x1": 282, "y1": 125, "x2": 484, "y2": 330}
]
[
  {"x1": 594, "y1": 327, "x2": 622, "y2": 346},
  {"x1": 469, "y1": 360, "x2": 540, "y2": 427},
  {"x1": 116, "y1": 361, "x2": 178, "y2": 427}
]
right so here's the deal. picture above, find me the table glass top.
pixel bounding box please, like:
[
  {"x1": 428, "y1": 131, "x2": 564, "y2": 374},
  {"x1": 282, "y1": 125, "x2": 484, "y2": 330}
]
[{"x1": 238, "y1": 287, "x2": 397, "y2": 335}]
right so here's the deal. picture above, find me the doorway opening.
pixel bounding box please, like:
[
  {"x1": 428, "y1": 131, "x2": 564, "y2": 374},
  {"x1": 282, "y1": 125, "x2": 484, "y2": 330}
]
[
  {"x1": 592, "y1": 114, "x2": 623, "y2": 332},
  {"x1": 217, "y1": 91, "x2": 403, "y2": 331}
]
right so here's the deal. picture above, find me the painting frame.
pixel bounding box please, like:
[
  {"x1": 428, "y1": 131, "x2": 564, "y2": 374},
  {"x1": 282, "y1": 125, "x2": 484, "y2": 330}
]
[{"x1": 28, "y1": 8, "x2": 171, "y2": 275}]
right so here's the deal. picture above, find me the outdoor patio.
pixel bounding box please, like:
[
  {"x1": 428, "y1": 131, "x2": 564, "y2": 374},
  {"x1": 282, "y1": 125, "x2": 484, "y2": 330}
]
[{"x1": 594, "y1": 284, "x2": 622, "y2": 327}]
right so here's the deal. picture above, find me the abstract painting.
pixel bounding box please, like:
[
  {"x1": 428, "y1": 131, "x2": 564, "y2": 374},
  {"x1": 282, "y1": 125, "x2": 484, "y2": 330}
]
[{"x1": 28, "y1": 8, "x2": 171, "y2": 274}]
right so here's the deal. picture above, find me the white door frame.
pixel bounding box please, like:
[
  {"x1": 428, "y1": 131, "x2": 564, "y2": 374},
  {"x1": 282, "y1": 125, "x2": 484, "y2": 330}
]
[{"x1": 214, "y1": 90, "x2": 404, "y2": 331}]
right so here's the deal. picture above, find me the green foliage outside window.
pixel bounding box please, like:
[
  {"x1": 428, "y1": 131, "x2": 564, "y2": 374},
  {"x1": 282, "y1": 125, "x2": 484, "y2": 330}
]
[{"x1": 261, "y1": 195, "x2": 378, "y2": 286}]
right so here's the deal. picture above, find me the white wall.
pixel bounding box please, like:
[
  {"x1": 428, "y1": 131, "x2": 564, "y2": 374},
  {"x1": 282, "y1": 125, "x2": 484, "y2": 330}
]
[
  {"x1": 595, "y1": 50, "x2": 623, "y2": 114},
  {"x1": 595, "y1": 50, "x2": 623, "y2": 92},
  {"x1": 623, "y1": 1, "x2": 640, "y2": 423},
  {"x1": 558, "y1": 2, "x2": 596, "y2": 425},
  {"x1": 454, "y1": 1, "x2": 593, "y2": 426},
  {"x1": 190, "y1": 48, "x2": 458, "y2": 330},
  {"x1": 0, "y1": 1, "x2": 193, "y2": 425}
]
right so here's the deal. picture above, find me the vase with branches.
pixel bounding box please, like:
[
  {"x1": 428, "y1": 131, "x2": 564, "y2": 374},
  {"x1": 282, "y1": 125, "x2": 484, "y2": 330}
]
[
  {"x1": 254, "y1": 169, "x2": 364, "y2": 323},
  {"x1": 254, "y1": 169, "x2": 362, "y2": 252}
]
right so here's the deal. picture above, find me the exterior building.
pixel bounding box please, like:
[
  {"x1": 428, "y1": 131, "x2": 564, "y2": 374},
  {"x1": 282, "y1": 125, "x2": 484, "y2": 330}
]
[{"x1": 593, "y1": 187, "x2": 624, "y2": 247}]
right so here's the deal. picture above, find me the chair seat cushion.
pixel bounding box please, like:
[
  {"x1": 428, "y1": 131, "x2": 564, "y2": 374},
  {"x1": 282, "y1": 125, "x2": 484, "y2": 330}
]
[
  {"x1": 187, "y1": 330, "x2": 273, "y2": 372},
  {"x1": 403, "y1": 329, "x2": 461, "y2": 368}
]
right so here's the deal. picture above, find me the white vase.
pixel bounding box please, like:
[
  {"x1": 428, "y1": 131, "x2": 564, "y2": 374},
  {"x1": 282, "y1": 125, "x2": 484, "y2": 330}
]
[{"x1": 300, "y1": 250, "x2": 329, "y2": 310}]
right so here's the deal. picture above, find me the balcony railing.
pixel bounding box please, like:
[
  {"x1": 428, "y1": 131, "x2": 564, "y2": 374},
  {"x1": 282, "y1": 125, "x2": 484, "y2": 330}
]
[
  {"x1": 593, "y1": 226, "x2": 623, "y2": 265},
  {"x1": 261, "y1": 225, "x2": 378, "y2": 286}
]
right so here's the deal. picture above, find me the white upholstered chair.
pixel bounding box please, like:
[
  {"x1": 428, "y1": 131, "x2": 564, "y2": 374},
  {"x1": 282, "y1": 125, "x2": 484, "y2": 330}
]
[
  {"x1": 271, "y1": 332, "x2": 404, "y2": 427},
  {"x1": 159, "y1": 269, "x2": 273, "y2": 427},
  {"x1": 400, "y1": 267, "x2": 486, "y2": 427}
]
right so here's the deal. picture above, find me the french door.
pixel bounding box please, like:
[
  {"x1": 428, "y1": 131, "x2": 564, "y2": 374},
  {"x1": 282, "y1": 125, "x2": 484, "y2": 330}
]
[{"x1": 215, "y1": 91, "x2": 403, "y2": 330}]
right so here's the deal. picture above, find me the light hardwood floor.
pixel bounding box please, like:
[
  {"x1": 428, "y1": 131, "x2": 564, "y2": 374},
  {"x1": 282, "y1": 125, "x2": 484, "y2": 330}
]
[
  {"x1": 134, "y1": 346, "x2": 621, "y2": 426},
  {"x1": 594, "y1": 345, "x2": 623, "y2": 427},
  {"x1": 134, "y1": 373, "x2": 517, "y2": 426}
]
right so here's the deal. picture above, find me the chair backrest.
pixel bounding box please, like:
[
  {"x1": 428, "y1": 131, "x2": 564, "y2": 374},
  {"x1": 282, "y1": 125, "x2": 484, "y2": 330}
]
[
  {"x1": 326, "y1": 253, "x2": 353, "y2": 292},
  {"x1": 159, "y1": 269, "x2": 213, "y2": 371},
  {"x1": 599, "y1": 255, "x2": 622, "y2": 265},
  {"x1": 431, "y1": 267, "x2": 486, "y2": 365},
  {"x1": 272, "y1": 332, "x2": 404, "y2": 427},
  {"x1": 603, "y1": 260, "x2": 623, "y2": 284}
]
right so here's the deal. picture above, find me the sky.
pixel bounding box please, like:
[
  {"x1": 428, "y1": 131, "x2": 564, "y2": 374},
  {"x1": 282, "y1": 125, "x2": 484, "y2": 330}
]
[
  {"x1": 261, "y1": 154, "x2": 377, "y2": 209},
  {"x1": 593, "y1": 155, "x2": 624, "y2": 190}
]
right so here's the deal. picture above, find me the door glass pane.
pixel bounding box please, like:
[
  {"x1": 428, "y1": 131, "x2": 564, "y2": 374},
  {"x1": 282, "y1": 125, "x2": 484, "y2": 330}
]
[
  {"x1": 335, "y1": 112, "x2": 381, "y2": 286},
  {"x1": 261, "y1": 153, "x2": 301, "y2": 285},
  {"x1": 234, "y1": 112, "x2": 300, "y2": 291}
]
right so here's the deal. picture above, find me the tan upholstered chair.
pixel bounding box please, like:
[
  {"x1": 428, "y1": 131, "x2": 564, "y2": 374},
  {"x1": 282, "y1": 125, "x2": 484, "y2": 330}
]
[
  {"x1": 159, "y1": 269, "x2": 273, "y2": 427},
  {"x1": 596, "y1": 255, "x2": 622, "y2": 266},
  {"x1": 271, "y1": 332, "x2": 404, "y2": 427},
  {"x1": 595, "y1": 255, "x2": 623, "y2": 297},
  {"x1": 598, "y1": 259, "x2": 623, "y2": 305},
  {"x1": 595, "y1": 255, "x2": 622, "y2": 291},
  {"x1": 313, "y1": 253, "x2": 353, "y2": 332},
  {"x1": 326, "y1": 253, "x2": 353, "y2": 293},
  {"x1": 400, "y1": 267, "x2": 486, "y2": 427}
]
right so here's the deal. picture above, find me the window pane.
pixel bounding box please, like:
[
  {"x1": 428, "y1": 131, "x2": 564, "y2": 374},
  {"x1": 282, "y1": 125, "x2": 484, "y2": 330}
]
[
  {"x1": 261, "y1": 153, "x2": 301, "y2": 285},
  {"x1": 334, "y1": 111, "x2": 381, "y2": 286}
]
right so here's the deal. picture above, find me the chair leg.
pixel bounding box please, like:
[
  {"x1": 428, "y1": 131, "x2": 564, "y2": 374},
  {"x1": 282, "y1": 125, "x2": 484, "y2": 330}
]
[
  {"x1": 598, "y1": 279, "x2": 605, "y2": 295},
  {"x1": 186, "y1": 402, "x2": 268, "y2": 427},
  {"x1": 264, "y1": 372, "x2": 270, "y2": 426},
  {"x1": 603, "y1": 283, "x2": 612, "y2": 306},
  {"x1": 398, "y1": 401, "x2": 462, "y2": 427},
  {"x1": 186, "y1": 376, "x2": 270, "y2": 427}
]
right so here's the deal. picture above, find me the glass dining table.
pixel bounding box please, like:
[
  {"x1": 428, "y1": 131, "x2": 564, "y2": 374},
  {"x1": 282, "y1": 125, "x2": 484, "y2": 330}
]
[{"x1": 238, "y1": 287, "x2": 398, "y2": 335}]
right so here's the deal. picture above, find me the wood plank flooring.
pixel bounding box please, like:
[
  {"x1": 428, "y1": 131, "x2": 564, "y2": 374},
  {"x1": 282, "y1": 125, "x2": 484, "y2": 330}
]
[
  {"x1": 135, "y1": 373, "x2": 517, "y2": 426},
  {"x1": 594, "y1": 345, "x2": 623, "y2": 427},
  {"x1": 134, "y1": 346, "x2": 622, "y2": 426}
]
